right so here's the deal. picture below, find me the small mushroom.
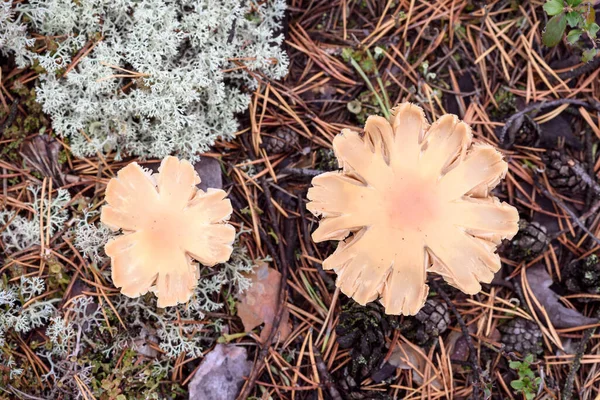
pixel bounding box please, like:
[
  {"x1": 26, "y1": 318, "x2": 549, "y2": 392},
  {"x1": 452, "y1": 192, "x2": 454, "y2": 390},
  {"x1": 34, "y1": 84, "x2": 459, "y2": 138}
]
[
  {"x1": 307, "y1": 103, "x2": 519, "y2": 315},
  {"x1": 101, "y1": 156, "x2": 235, "y2": 307}
]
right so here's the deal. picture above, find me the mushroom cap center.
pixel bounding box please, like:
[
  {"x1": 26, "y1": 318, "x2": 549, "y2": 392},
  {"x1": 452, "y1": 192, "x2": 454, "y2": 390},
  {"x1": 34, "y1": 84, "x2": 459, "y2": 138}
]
[
  {"x1": 144, "y1": 206, "x2": 186, "y2": 251},
  {"x1": 385, "y1": 176, "x2": 441, "y2": 232}
]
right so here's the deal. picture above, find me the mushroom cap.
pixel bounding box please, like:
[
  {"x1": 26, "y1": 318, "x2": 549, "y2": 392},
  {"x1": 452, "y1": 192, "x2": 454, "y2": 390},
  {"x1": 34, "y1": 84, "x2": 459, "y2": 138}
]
[
  {"x1": 307, "y1": 103, "x2": 519, "y2": 315},
  {"x1": 101, "y1": 156, "x2": 235, "y2": 307}
]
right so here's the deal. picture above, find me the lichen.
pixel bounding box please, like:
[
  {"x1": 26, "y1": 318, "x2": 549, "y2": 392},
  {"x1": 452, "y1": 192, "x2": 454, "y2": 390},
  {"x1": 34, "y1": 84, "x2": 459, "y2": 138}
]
[{"x1": 7, "y1": 0, "x2": 289, "y2": 161}]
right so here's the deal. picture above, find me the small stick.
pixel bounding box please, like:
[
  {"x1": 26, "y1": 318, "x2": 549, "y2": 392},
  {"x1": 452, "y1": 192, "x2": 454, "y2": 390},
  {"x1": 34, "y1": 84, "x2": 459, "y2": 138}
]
[
  {"x1": 429, "y1": 279, "x2": 483, "y2": 398},
  {"x1": 561, "y1": 310, "x2": 599, "y2": 400},
  {"x1": 236, "y1": 180, "x2": 291, "y2": 400},
  {"x1": 555, "y1": 56, "x2": 600, "y2": 82},
  {"x1": 313, "y1": 345, "x2": 343, "y2": 400},
  {"x1": 299, "y1": 201, "x2": 335, "y2": 289},
  {"x1": 281, "y1": 167, "x2": 324, "y2": 177},
  {"x1": 566, "y1": 158, "x2": 600, "y2": 197},
  {"x1": 500, "y1": 99, "x2": 600, "y2": 144},
  {"x1": 534, "y1": 180, "x2": 600, "y2": 248}
]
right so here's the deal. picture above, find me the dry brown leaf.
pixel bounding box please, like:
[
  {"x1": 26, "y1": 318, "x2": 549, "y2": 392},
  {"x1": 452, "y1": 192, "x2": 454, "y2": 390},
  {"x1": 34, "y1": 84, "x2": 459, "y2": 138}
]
[
  {"x1": 20, "y1": 135, "x2": 67, "y2": 185},
  {"x1": 236, "y1": 263, "x2": 291, "y2": 343},
  {"x1": 307, "y1": 102, "x2": 519, "y2": 315},
  {"x1": 526, "y1": 265, "x2": 599, "y2": 329},
  {"x1": 388, "y1": 341, "x2": 442, "y2": 389}
]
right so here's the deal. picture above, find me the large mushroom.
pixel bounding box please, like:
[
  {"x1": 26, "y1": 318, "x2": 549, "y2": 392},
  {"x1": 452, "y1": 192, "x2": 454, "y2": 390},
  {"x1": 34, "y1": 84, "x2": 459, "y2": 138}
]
[
  {"x1": 101, "y1": 156, "x2": 235, "y2": 307},
  {"x1": 307, "y1": 103, "x2": 519, "y2": 315}
]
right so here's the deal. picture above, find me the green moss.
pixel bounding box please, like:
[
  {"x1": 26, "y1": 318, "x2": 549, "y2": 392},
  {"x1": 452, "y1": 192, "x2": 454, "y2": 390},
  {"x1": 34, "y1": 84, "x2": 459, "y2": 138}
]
[
  {"x1": 490, "y1": 88, "x2": 517, "y2": 118},
  {"x1": 0, "y1": 84, "x2": 50, "y2": 163},
  {"x1": 89, "y1": 348, "x2": 184, "y2": 399}
]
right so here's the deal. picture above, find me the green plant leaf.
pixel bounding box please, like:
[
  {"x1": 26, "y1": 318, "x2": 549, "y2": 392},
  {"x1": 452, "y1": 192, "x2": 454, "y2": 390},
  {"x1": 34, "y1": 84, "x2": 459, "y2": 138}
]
[
  {"x1": 341, "y1": 48, "x2": 355, "y2": 62},
  {"x1": 566, "y1": 11, "x2": 582, "y2": 27},
  {"x1": 524, "y1": 354, "x2": 535, "y2": 363},
  {"x1": 566, "y1": 29, "x2": 583, "y2": 43},
  {"x1": 511, "y1": 380, "x2": 525, "y2": 390},
  {"x1": 543, "y1": 13, "x2": 567, "y2": 47},
  {"x1": 543, "y1": 0, "x2": 564, "y2": 16},
  {"x1": 509, "y1": 361, "x2": 522, "y2": 370},
  {"x1": 582, "y1": 48, "x2": 598, "y2": 63},
  {"x1": 588, "y1": 22, "x2": 600, "y2": 38},
  {"x1": 525, "y1": 393, "x2": 536, "y2": 400},
  {"x1": 566, "y1": 0, "x2": 583, "y2": 5},
  {"x1": 522, "y1": 370, "x2": 535, "y2": 379}
]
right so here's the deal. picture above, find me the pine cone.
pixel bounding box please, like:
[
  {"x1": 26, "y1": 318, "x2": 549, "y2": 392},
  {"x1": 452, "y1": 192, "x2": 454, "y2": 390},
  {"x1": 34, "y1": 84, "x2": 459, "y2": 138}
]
[
  {"x1": 262, "y1": 127, "x2": 298, "y2": 154},
  {"x1": 502, "y1": 220, "x2": 549, "y2": 262},
  {"x1": 563, "y1": 255, "x2": 600, "y2": 301},
  {"x1": 499, "y1": 318, "x2": 543, "y2": 356},
  {"x1": 415, "y1": 299, "x2": 450, "y2": 340},
  {"x1": 513, "y1": 114, "x2": 540, "y2": 147},
  {"x1": 336, "y1": 301, "x2": 396, "y2": 393},
  {"x1": 400, "y1": 298, "x2": 450, "y2": 346},
  {"x1": 543, "y1": 150, "x2": 587, "y2": 195}
]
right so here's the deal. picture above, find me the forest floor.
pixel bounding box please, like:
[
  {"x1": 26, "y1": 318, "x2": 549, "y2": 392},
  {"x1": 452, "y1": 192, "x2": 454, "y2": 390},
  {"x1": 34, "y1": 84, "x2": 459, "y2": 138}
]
[{"x1": 2, "y1": 0, "x2": 600, "y2": 399}]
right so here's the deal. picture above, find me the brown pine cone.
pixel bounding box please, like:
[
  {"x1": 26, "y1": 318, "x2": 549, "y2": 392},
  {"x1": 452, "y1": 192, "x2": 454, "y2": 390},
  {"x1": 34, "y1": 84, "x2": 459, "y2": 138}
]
[
  {"x1": 336, "y1": 301, "x2": 397, "y2": 393},
  {"x1": 262, "y1": 127, "x2": 298, "y2": 154},
  {"x1": 499, "y1": 318, "x2": 543, "y2": 356},
  {"x1": 415, "y1": 299, "x2": 450, "y2": 338},
  {"x1": 563, "y1": 254, "x2": 600, "y2": 301},
  {"x1": 400, "y1": 298, "x2": 450, "y2": 346},
  {"x1": 543, "y1": 150, "x2": 587, "y2": 194},
  {"x1": 502, "y1": 220, "x2": 549, "y2": 262}
]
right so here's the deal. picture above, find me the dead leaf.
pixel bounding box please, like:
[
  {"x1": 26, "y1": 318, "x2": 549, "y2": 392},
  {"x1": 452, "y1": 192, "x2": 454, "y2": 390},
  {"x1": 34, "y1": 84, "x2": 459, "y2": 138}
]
[
  {"x1": 194, "y1": 157, "x2": 223, "y2": 191},
  {"x1": 445, "y1": 330, "x2": 470, "y2": 364},
  {"x1": 539, "y1": 114, "x2": 582, "y2": 150},
  {"x1": 145, "y1": 155, "x2": 223, "y2": 191},
  {"x1": 236, "y1": 263, "x2": 291, "y2": 343},
  {"x1": 130, "y1": 327, "x2": 159, "y2": 358},
  {"x1": 526, "y1": 265, "x2": 599, "y2": 329},
  {"x1": 188, "y1": 344, "x2": 252, "y2": 400},
  {"x1": 20, "y1": 135, "x2": 66, "y2": 185},
  {"x1": 387, "y1": 341, "x2": 442, "y2": 389}
]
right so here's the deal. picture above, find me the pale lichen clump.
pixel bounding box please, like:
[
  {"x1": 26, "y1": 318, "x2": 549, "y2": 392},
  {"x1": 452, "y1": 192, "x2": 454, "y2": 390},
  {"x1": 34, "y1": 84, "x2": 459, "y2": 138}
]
[
  {"x1": 307, "y1": 103, "x2": 519, "y2": 315},
  {"x1": 3, "y1": 0, "x2": 289, "y2": 161},
  {"x1": 101, "y1": 156, "x2": 236, "y2": 307}
]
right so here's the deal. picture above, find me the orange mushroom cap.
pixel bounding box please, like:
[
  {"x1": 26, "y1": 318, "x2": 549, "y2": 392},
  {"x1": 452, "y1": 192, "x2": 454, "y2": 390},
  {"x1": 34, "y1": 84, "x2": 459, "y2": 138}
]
[
  {"x1": 101, "y1": 156, "x2": 235, "y2": 307},
  {"x1": 307, "y1": 103, "x2": 519, "y2": 315}
]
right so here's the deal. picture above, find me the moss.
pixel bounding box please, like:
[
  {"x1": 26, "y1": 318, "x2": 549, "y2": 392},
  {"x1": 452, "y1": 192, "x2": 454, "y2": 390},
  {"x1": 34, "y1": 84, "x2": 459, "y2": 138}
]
[
  {"x1": 89, "y1": 348, "x2": 185, "y2": 399},
  {"x1": 0, "y1": 84, "x2": 50, "y2": 163},
  {"x1": 490, "y1": 88, "x2": 517, "y2": 118}
]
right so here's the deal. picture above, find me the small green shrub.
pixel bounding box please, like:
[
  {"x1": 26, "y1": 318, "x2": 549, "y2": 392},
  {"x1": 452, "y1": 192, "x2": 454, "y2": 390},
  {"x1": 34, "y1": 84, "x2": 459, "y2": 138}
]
[
  {"x1": 542, "y1": 0, "x2": 600, "y2": 62},
  {"x1": 509, "y1": 354, "x2": 542, "y2": 400}
]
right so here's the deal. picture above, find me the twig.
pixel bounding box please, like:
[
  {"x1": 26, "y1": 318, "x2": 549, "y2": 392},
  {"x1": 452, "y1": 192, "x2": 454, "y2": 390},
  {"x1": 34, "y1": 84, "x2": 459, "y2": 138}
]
[
  {"x1": 579, "y1": 198, "x2": 600, "y2": 222},
  {"x1": 555, "y1": 56, "x2": 600, "y2": 81},
  {"x1": 6, "y1": 385, "x2": 47, "y2": 400},
  {"x1": 499, "y1": 98, "x2": 600, "y2": 144},
  {"x1": 299, "y1": 201, "x2": 335, "y2": 289},
  {"x1": 561, "y1": 310, "x2": 600, "y2": 400},
  {"x1": 280, "y1": 167, "x2": 324, "y2": 177},
  {"x1": 313, "y1": 345, "x2": 343, "y2": 400},
  {"x1": 533, "y1": 180, "x2": 600, "y2": 248},
  {"x1": 429, "y1": 279, "x2": 483, "y2": 398},
  {"x1": 566, "y1": 158, "x2": 600, "y2": 197},
  {"x1": 0, "y1": 98, "x2": 19, "y2": 135},
  {"x1": 236, "y1": 179, "x2": 292, "y2": 400}
]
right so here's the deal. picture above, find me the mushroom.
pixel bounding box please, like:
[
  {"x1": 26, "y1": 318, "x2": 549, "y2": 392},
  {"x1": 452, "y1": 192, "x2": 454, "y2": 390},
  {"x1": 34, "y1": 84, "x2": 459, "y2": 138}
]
[
  {"x1": 101, "y1": 156, "x2": 235, "y2": 307},
  {"x1": 307, "y1": 103, "x2": 519, "y2": 315}
]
